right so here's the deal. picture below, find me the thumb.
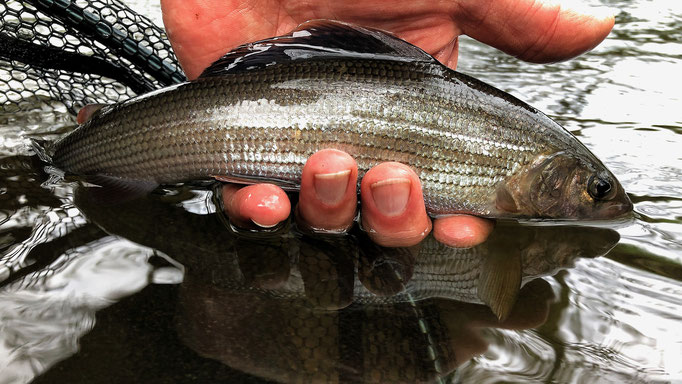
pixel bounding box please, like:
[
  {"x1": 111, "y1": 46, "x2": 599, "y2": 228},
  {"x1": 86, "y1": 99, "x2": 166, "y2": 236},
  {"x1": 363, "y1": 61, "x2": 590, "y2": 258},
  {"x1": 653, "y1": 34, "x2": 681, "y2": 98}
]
[{"x1": 455, "y1": 0, "x2": 615, "y2": 62}]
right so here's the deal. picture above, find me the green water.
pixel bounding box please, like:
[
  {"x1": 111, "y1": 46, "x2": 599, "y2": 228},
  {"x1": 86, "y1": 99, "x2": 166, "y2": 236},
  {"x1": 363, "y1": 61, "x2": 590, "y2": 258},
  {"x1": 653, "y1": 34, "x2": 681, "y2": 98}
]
[{"x1": 1, "y1": 0, "x2": 681, "y2": 383}]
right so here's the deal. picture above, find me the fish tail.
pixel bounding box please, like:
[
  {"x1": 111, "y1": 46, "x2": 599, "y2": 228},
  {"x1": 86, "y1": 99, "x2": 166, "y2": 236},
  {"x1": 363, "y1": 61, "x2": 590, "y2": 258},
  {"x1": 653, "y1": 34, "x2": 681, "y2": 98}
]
[{"x1": 29, "y1": 138, "x2": 54, "y2": 163}]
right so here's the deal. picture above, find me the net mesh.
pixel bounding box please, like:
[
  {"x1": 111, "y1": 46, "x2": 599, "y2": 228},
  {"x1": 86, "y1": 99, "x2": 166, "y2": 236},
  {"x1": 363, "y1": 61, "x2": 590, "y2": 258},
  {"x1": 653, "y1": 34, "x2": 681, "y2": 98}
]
[
  {"x1": 0, "y1": 0, "x2": 185, "y2": 286},
  {"x1": 0, "y1": 0, "x2": 185, "y2": 115}
]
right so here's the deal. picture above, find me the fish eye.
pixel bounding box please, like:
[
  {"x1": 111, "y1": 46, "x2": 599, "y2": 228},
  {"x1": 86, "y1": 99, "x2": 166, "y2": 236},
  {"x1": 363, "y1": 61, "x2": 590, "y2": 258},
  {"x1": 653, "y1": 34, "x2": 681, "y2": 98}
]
[{"x1": 588, "y1": 175, "x2": 615, "y2": 200}]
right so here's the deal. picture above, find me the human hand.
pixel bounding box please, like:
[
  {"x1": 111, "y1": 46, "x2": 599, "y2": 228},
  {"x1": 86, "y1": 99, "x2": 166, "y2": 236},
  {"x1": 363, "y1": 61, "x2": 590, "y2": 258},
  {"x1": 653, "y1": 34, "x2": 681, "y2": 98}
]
[
  {"x1": 160, "y1": 0, "x2": 614, "y2": 247},
  {"x1": 222, "y1": 149, "x2": 493, "y2": 247}
]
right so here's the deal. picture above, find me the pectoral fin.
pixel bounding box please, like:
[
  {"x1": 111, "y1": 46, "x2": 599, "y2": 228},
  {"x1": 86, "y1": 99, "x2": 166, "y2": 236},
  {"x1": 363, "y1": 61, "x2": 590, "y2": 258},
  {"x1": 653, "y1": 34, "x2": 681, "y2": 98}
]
[
  {"x1": 477, "y1": 252, "x2": 522, "y2": 321},
  {"x1": 495, "y1": 184, "x2": 519, "y2": 214}
]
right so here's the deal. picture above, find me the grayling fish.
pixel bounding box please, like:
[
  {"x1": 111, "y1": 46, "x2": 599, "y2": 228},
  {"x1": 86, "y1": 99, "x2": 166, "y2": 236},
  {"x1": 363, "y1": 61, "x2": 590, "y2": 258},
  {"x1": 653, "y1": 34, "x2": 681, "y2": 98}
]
[{"x1": 46, "y1": 20, "x2": 632, "y2": 220}]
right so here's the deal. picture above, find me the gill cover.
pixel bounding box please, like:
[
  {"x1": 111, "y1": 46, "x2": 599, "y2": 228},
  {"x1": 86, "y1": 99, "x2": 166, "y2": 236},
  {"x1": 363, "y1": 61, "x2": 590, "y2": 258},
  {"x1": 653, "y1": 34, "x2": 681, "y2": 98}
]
[{"x1": 528, "y1": 152, "x2": 579, "y2": 216}]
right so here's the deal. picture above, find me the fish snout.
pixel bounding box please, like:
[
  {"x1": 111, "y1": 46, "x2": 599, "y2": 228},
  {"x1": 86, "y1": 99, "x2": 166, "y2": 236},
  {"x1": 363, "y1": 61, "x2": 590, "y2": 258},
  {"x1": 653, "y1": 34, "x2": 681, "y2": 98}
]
[{"x1": 593, "y1": 187, "x2": 633, "y2": 219}]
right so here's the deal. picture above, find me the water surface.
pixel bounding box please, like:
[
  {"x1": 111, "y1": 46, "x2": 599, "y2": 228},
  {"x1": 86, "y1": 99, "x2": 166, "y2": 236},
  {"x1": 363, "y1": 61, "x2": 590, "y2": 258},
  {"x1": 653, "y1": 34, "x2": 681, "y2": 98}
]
[{"x1": 1, "y1": 0, "x2": 681, "y2": 383}]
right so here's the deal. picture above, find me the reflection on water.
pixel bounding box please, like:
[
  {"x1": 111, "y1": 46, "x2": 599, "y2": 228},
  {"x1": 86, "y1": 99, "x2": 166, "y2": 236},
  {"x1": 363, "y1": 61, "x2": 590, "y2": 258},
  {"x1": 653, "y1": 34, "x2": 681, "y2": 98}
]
[
  {"x1": 1, "y1": 0, "x2": 682, "y2": 383},
  {"x1": 72, "y1": 184, "x2": 619, "y2": 316},
  {"x1": 0, "y1": 166, "x2": 618, "y2": 382}
]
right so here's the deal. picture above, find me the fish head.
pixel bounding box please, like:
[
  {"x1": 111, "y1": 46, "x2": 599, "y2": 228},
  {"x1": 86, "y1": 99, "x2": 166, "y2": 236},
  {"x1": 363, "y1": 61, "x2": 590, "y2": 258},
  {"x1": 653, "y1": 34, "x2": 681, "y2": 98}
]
[{"x1": 498, "y1": 151, "x2": 633, "y2": 220}]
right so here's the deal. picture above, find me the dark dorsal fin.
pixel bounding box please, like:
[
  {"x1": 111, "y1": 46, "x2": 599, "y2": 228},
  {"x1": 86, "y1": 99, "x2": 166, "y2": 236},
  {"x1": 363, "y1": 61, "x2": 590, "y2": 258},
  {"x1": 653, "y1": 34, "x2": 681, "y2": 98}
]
[{"x1": 198, "y1": 20, "x2": 436, "y2": 78}]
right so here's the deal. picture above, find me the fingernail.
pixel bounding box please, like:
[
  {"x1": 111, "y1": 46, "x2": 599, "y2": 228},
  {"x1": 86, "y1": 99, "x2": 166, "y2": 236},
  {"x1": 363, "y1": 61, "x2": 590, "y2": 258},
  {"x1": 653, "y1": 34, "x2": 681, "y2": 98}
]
[
  {"x1": 251, "y1": 219, "x2": 278, "y2": 228},
  {"x1": 370, "y1": 178, "x2": 411, "y2": 217},
  {"x1": 314, "y1": 169, "x2": 351, "y2": 205}
]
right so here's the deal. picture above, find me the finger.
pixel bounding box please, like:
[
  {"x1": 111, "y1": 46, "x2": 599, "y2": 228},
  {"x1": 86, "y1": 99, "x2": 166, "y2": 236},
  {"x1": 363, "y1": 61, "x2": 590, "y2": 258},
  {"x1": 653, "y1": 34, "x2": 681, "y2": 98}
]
[
  {"x1": 76, "y1": 104, "x2": 106, "y2": 124},
  {"x1": 161, "y1": 0, "x2": 292, "y2": 79},
  {"x1": 433, "y1": 214, "x2": 494, "y2": 248},
  {"x1": 431, "y1": 37, "x2": 459, "y2": 70},
  {"x1": 161, "y1": 0, "x2": 237, "y2": 80},
  {"x1": 360, "y1": 162, "x2": 432, "y2": 247},
  {"x1": 455, "y1": 0, "x2": 615, "y2": 62},
  {"x1": 297, "y1": 149, "x2": 358, "y2": 232},
  {"x1": 222, "y1": 183, "x2": 291, "y2": 228}
]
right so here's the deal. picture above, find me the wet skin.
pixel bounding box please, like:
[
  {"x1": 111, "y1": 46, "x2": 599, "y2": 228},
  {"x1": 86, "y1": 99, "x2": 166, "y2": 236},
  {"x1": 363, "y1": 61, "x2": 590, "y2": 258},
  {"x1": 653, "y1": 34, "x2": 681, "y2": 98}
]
[{"x1": 159, "y1": 0, "x2": 615, "y2": 247}]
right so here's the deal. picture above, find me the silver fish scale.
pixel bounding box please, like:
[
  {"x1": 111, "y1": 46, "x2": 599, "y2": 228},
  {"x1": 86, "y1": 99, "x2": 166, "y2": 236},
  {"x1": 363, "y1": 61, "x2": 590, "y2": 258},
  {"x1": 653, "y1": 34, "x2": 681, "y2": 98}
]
[{"x1": 53, "y1": 59, "x2": 571, "y2": 216}]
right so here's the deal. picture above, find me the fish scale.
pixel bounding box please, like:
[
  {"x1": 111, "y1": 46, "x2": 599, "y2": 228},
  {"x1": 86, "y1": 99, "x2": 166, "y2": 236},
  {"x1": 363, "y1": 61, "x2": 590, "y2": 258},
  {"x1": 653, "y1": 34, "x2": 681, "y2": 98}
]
[
  {"x1": 48, "y1": 21, "x2": 630, "y2": 219},
  {"x1": 53, "y1": 58, "x2": 564, "y2": 215}
]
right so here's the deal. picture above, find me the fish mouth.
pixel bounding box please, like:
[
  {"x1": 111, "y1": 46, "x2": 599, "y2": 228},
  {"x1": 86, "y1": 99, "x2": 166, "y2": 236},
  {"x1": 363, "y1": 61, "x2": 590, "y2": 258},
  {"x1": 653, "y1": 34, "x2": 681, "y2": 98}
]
[{"x1": 594, "y1": 193, "x2": 634, "y2": 220}]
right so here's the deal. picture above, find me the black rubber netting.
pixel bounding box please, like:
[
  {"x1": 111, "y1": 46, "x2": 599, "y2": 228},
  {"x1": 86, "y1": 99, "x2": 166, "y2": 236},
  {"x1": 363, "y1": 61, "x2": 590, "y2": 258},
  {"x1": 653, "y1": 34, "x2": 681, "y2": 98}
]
[
  {"x1": 0, "y1": 0, "x2": 186, "y2": 287},
  {"x1": 0, "y1": 0, "x2": 186, "y2": 115}
]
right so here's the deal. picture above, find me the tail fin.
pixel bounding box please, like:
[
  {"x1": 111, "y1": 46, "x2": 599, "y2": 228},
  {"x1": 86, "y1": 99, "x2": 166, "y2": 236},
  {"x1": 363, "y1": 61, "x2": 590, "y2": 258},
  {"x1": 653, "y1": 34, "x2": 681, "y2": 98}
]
[{"x1": 30, "y1": 138, "x2": 53, "y2": 163}]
